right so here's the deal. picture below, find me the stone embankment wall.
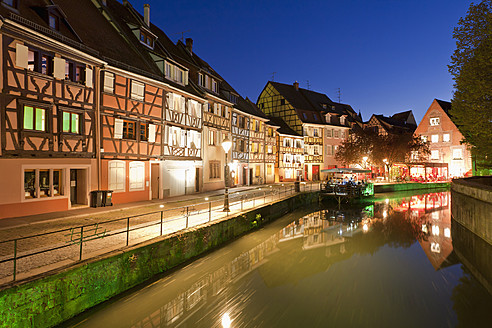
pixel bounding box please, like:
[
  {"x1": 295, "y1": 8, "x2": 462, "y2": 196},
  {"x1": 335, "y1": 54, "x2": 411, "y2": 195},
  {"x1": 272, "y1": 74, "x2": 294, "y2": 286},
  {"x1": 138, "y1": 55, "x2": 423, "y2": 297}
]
[
  {"x1": 0, "y1": 192, "x2": 318, "y2": 328},
  {"x1": 451, "y1": 176, "x2": 492, "y2": 295},
  {"x1": 374, "y1": 182, "x2": 449, "y2": 193}
]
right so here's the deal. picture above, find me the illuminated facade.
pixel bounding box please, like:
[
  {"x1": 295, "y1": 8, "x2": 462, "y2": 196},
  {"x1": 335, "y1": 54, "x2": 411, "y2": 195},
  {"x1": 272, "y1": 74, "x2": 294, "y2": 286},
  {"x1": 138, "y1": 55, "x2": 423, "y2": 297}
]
[
  {"x1": 414, "y1": 99, "x2": 472, "y2": 178},
  {"x1": 257, "y1": 81, "x2": 360, "y2": 181}
]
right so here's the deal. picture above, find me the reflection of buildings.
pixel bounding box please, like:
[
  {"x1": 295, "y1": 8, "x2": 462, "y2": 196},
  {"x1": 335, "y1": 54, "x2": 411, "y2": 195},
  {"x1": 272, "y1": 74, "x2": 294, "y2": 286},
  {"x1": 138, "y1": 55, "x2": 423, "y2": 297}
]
[{"x1": 390, "y1": 192, "x2": 455, "y2": 270}]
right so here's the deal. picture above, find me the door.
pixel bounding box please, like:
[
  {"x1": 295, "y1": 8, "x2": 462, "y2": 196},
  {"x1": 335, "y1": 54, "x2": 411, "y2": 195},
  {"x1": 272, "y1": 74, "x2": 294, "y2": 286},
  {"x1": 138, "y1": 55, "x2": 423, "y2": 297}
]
[
  {"x1": 195, "y1": 167, "x2": 200, "y2": 192},
  {"x1": 312, "y1": 165, "x2": 320, "y2": 181},
  {"x1": 249, "y1": 168, "x2": 253, "y2": 185},
  {"x1": 242, "y1": 167, "x2": 247, "y2": 186},
  {"x1": 151, "y1": 163, "x2": 159, "y2": 199},
  {"x1": 304, "y1": 165, "x2": 308, "y2": 181},
  {"x1": 70, "y1": 169, "x2": 77, "y2": 205}
]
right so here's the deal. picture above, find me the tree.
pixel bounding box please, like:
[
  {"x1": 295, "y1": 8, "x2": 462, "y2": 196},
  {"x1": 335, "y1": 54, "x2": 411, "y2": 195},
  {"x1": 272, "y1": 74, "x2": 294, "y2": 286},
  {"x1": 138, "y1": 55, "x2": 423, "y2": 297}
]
[
  {"x1": 336, "y1": 129, "x2": 429, "y2": 180},
  {"x1": 448, "y1": 1, "x2": 492, "y2": 172}
]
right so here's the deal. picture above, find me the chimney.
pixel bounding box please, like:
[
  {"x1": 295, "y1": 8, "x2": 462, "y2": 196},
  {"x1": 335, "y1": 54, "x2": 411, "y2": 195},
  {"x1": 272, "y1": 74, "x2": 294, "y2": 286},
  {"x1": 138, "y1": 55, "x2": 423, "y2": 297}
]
[
  {"x1": 185, "y1": 38, "x2": 193, "y2": 54},
  {"x1": 144, "y1": 4, "x2": 150, "y2": 26},
  {"x1": 293, "y1": 81, "x2": 299, "y2": 91}
]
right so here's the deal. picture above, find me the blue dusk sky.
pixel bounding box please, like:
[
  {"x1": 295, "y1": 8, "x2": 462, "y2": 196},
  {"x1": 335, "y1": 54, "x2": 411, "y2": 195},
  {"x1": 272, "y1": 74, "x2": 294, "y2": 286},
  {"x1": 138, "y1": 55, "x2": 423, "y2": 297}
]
[{"x1": 126, "y1": 0, "x2": 474, "y2": 124}]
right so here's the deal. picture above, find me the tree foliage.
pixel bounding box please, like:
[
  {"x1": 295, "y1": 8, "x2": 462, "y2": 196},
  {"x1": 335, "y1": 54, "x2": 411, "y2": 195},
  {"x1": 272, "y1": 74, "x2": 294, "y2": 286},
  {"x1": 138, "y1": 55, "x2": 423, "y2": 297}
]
[
  {"x1": 335, "y1": 129, "x2": 429, "y2": 170},
  {"x1": 449, "y1": 1, "x2": 492, "y2": 167}
]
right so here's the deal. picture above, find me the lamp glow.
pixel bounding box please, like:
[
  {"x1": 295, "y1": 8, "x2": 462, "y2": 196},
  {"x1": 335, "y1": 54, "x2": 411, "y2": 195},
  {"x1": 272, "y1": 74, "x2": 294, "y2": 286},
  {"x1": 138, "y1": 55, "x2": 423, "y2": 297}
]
[
  {"x1": 221, "y1": 313, "x2": 232, "y2": 328},
  {"x1": 222, "y1": 136, "x2": 232, "y2": 153}
]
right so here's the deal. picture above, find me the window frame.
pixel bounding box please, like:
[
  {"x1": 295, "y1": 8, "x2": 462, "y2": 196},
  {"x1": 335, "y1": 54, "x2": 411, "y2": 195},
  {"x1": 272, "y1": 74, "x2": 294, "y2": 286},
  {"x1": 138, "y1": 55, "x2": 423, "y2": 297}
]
[
  {"x1": 108, "y1": 160, "x2": 126, "y2": 192},
  {"x1": 122, "y1": 120, "x2": 137, "y2": 140},
  {"x1": 61, "y1": 110, "x2": 81, "y2": 134},
  {"x1": 130, "y1": 80, "x2": 145, "y2": 102},
  {"x1": 22, "y1": 104, "x2": 49, "y2": 133},
  {"x1": 209, "y1": 160, "x2": 221, "y2": 179}
]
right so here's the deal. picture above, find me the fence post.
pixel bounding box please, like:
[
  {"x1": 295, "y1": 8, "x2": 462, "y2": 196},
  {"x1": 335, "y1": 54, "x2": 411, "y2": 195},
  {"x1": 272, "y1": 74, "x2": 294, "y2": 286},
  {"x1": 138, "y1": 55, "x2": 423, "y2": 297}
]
[
  {"x1": 209, "y1": 200, "x2": 212, "y2": 222},
  {"x1": 160, "y1": 211, "x2": 163, "y2": 236},
  {"x1": 126, "y1": 217, "x2": 130, "y2": 246},
  {"x1": 79, "y1": 226, "x2": 84, "y2": 261},
  {"x1": 264, "y1": 191, "x2": 266, "y2": 204},
  {"x1": 13, "y1": 239, "x2": 17, "y2": 281},
  {"x1": 186, "y1": 206, "x2": 189, "y2": 228},
  {"x1": 241, "y1": 196, "x2": 243, "y2": 211}
]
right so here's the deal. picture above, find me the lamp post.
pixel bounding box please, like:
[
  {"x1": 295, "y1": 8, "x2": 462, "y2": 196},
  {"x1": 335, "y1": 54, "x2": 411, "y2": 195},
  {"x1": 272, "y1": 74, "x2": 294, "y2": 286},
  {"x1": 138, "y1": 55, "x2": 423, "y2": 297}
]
[
  {"x1": 222, "y1": 136, "x2": 232, "y2": 212},
  {"x1": 383, "y1": 158, "x2": 388, "y2": 181}
]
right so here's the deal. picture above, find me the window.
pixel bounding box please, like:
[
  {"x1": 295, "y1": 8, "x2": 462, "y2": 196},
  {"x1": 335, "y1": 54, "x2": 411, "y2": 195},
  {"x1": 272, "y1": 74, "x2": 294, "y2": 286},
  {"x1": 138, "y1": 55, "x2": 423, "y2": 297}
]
[
  {"x1": 198, "y1": 73, "x2": 204, "y2": 87},
  {"x1": 431, "y1": 150, "x2": 439, "y2": 160},
  {"x1": 39, "y1": 169, "x2": 50, "y2": 197},
  {"x1": 430, "y1": 117, "x2": 440, "y2": 126},
  {"x1": 24, "y1": 48, "x2": 52, "y2": 75},
  {"x1": 340, "y1": 116, "x2": 345, "y2": 125},
  {"x1": 281, "y1": 99, "x2": 285, "y2": 105},
  {"x1": 209, "y1": 160, "x2": 221, "y2": 179},
  {"x1": 23, "y1": 105, "x2": 46, "y2": 132},
  {"x1": 431, "y1": 134, "x2": 439, "y2": 143},
  {"x1": 3, "y1": 0, "x2": 17, "y2": 8},
  {"x1": 267, "y1": 164, "x2": 273, "y2": 175},
  {"x1": 131, "y1": 81, "x2": 145, "y2": 101},
  {"x1": 24, "y1": 169, "x2": 63, "y2": 199},
  {"x1": 139, "y1": 29, "x2": 155, "y2": 48},
  {"x1": 123, "y1": 120, "x2": 136, "y2": 140},
  {"x1": 212, "y1": 79, "x2": 218, "y2": 93},
  {"x1": 326, "y1": 129, "x2": 332, "y2": 138},
  {"x1": 49, "y1": 14, "x2": 59, "y2": 30},
  {"x1": 24, "y1": 169, "x2": 36, "y2": 199},
  {"x1": 421, "y1": 135, "x2": 428, "y2": 143},
  {"x1": 104, "y1": 72, "x2": 115, "y2": 93},
  {"x1": 443, "y1": 133, "x2": 450, "y2": 142},
  {"x1": 295, "y1": 139, "x2": 303, "y2": 148},
  {"x1": 229, "y1": 94, "x2": 237, "y2": 104},
  {"x1": 313, "y1": 114, "x2": 318, "y2": 121},
  {"x1": 313, "y1": 128, "x2": 319, "y2": 137},
  {"x1": 326, "y1": 145, "x2": 332, "y2": 155},
  {"x1": 453, "y1": 148, "x2": 463, "y2": 160},
  {"x1": 267, "y1": 145, "x2": 273, "y2": 154},
  {"x1": 334, "y1": 130, "x2": 339, "y2": 138},
  {"x1": 62, "y1": 111, "x2": 80, "y2": 134},
  {"x1": 109, "y1": 161, "x2": 125, "y2": 191},
  {"x1": 302, "y1": 113, "x2": 308, "y2": 120},
  {"x1": 129, "y1": 162, "x2": 145, "y2": 190},
  {"x1": 255, "y1": 165, "x2": 261, "y2": 177},
  {"x1": 164, "y1": 61, "x2": 188, "y2": 85},
  {"x1": 139, "y1": 123, "x2": 148, "y2": 141}
]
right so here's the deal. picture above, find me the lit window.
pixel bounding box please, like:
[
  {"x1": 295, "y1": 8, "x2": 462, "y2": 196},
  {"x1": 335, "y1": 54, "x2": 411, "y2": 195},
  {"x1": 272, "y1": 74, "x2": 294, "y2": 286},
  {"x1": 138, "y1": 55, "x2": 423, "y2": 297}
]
[
  {"x1": 431, "y1": 150, "x2": 439, "y2": 160},
  {"x1": 23, "y1": 105, "x2": 46, "y2": 132},
  {"x1": 443, "y1": 133, "x2": 450, "y2": 142},
  {"x1": 39, "y1": 169, "x2": 50, "y2": 197},
  {"x1": 23, "y1": 169, "x2": 64, "y2": 199},
  {"x1": 129, "y1": 162, "x2": 145, "y2": 190},
  {"x1": 453, "y1": 148, "x2": 463, "y2": 159},
  {"x1": 430, "y1": 117, "x2": 440, "y2": 126},
  {"x1": 24, "y1": 169, "x2": 36, "y2": 199},
  {"x1": 62, "y1": 111, "x2": 80, "y2": 134},
  {"x1": 431, "y1": 134, "x2": 439, "y2": 143},
  {"x1": 109, "y1": 161, "x2": 125, "y2": 191}
]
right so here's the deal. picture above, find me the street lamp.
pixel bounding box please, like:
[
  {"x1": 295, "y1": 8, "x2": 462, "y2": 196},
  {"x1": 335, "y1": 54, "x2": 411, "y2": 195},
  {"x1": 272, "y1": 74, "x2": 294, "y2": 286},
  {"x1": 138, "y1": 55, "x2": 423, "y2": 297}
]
[
  {"x1": 362, "y1": 156, "x2": 368, "y2": 168},
  {"x1": 222, "y1": 136, "x2": 232, "y2": 212}
]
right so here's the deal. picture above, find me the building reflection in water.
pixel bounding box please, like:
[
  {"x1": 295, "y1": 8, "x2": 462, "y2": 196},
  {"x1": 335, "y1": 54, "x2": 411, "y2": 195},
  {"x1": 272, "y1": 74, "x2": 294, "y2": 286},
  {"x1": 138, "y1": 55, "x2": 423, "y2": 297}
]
[
  {"x1": 70, "y1": 191, "x2": 492, "y2": 328},
  {"x1": 122, "y1": 192, "x2": 455, "y2": 327}
]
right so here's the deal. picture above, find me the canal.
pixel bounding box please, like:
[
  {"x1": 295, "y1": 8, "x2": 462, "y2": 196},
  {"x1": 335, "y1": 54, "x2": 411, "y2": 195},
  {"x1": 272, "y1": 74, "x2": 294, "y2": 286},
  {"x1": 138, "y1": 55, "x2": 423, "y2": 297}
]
[{"x1": 63, "y1": 191, "x2": 492, "y2": 328}]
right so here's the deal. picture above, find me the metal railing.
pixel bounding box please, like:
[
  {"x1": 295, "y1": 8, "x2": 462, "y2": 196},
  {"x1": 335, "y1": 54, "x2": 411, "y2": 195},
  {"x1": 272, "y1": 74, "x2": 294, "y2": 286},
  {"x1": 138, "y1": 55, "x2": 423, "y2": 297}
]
[{"x1": 0, "y1": 182, "x2": 320, "y2": 284}]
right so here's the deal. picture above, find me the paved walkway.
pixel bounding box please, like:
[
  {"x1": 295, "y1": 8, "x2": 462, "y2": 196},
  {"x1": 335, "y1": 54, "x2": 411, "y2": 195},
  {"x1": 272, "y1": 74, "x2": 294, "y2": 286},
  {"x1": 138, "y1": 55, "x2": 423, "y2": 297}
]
[{"x1": 0, "y1": 182, "x2": 317, "y2": 285}]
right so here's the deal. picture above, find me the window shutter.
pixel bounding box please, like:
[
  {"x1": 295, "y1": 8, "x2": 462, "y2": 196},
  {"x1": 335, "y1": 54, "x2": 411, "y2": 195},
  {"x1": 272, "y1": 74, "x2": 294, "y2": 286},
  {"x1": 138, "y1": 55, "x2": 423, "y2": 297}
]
[
  {"x1": 15, "y1": 44, "x2": 28, "y2": 69},
  {"x1": 214, "y1": 103, "x2": 218, "y2": 115},
  {"x1": 180, "y1": 97, "x2": 185, "y2": 113},
  {"x1": 202, "y1": 102, "x2": 207, "y2": 114},
  {"x1": 104, "y1": 72, "x2": 114, "y2": 93},
  {"x1": 148, "y1": 124, "x2": 156, "y2": 143},
  {"x1": 184, "y1": 71, "x2": 189, "y2": 85},
  {"x1": 187, "y1": 130, "x2": 192, "y2": 148},
  {"x1": 167, "y1": 93, "x2": 174, "y2": 110},
  {"x1": 114, "y1": 118, "x2": 123, "y2": 139},
  {"x1": 53, "y1": 57, "x2": 66, "y2": 79},
  {"x1": 180, "y1": 130, "x2": 186, "y2": 147},
  {"x1": 85, "y1": 67, "x2": 93, "y2": 88}
]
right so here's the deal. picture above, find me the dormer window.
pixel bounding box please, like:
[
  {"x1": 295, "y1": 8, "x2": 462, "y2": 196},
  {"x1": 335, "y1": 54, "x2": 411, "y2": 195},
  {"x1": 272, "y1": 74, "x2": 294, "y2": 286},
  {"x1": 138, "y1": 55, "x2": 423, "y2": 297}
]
[
  {"x1": 198, "y1": 73, "x2": 204, "y2": 87},
  {"x1": 229, "y1": 94, "x2": 237, "y2": 104},
  {"x1": 322, "y1": 104, "x2": 327, "y2": 109},
  {"x1": 49, "y1": 13, "x2": 59, "y2": 30},
  {"x1": 2, "y1": 0, "x2": 17, "y2": 8},
  {"x1": 164, "y1": 60, "x2": 188, "y2": 85},
  {"x1": 212, "y1": 80, "x2": 218, "y2": 93},
  {"x1": 139, "y1": 29, "x2": 155, "y2": 48},
  {"x1": 340, "y1": 116, "x2": 345, "y2": 125}
]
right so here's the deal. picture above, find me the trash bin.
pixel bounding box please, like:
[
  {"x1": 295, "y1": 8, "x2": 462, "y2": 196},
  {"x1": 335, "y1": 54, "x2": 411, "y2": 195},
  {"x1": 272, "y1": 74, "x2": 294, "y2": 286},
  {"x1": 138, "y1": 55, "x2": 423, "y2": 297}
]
[
  {"x1": 90, "y1": 190, "x2": 104, "y2": 208},
  {"x1": 294, "y1": 181, "x2": 300, "y2": 192},
  {"x1": 103, "y1": 190, "x2": 113, "y2": 206}
]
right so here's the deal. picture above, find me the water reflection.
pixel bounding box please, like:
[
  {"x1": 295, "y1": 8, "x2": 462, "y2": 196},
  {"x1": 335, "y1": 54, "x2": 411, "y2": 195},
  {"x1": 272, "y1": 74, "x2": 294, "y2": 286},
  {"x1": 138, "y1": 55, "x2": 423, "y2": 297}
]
[{"x1": 66, "y1": 191, "x2": 492, "y2": 328}]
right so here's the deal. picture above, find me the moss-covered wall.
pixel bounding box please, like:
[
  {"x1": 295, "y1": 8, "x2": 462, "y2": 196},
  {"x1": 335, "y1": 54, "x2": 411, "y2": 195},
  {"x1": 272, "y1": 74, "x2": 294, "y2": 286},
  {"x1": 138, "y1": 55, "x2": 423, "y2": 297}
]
[
  {"x1": 374, "y1": 182, "x2": 450, "y2": 193},
  {"x1": 0, "y1": 192, "x2": 318, "y2": 328}
]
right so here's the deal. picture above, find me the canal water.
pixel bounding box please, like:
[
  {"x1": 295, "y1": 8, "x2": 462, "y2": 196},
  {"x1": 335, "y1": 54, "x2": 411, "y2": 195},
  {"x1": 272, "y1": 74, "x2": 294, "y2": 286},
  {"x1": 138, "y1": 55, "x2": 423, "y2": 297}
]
[{"x1": 64, "y1": 191, "x2": 492, "y2": 328}]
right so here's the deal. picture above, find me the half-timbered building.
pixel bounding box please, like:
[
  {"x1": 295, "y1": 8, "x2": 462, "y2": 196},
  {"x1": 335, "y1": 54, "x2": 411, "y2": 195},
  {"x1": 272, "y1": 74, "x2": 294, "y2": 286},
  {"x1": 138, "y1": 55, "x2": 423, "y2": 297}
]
[
  {"x1": 0, "y1": 0, "x2": 104, "y2": 218},
  {"x1": 257, "y1": 81, "x2": 360, "y2": 181},
  {"x1": 173, "y1": 38, "x2": 233, "y2": 191}
]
